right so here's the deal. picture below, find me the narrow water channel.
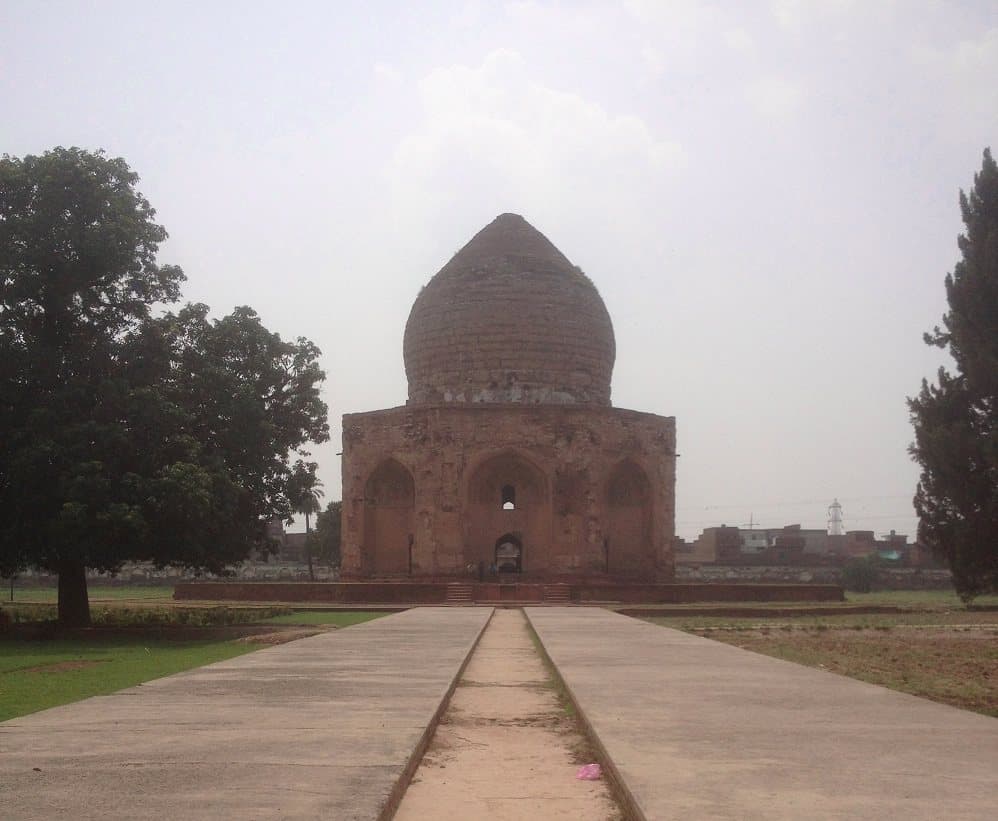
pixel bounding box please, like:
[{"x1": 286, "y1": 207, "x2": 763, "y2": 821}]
[{"x1": 393, "y1": 608, "x2": 621, "y2": 820}]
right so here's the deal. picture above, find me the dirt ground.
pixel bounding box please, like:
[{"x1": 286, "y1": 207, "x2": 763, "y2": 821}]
[
  {"x1": 394, "y1": 608, "x2": 621, "y2": 821},
  {"x1": 234, "y1": 627, "x2": 327, "y2": 645}
]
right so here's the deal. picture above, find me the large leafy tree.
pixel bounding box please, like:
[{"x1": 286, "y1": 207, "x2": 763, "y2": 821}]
[
  {"x1": 122, "y1": 305, "x2": 329, "y2": 575},
  {"x1": 0, "y1": 148, "x2": 329, "y2": 624},
  {"x1": 1, "y1": 147, "x2": 185, "y2": 623},
  {"x1": 149, "y1": 303, "x2": 329, "y2": 534},
  {"x1": 909, "y1": 148, "x2": 998, "y2": 601}
]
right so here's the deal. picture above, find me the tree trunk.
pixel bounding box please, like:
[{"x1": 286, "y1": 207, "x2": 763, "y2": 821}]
[
  {"x1": 305, "y1": 512, "x2": 315, "y2": 581},
  {"x1": 58, "y1": 560, "x2": 91, "y2": 627}
]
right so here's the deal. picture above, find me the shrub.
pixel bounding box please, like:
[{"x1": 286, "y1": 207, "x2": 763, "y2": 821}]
[
  {"x1": 89, "y1": 605, "x2": 292, "y2": 627},
  {"x1": 841, "y1": 556, "x2": 881, "y2": 593}
]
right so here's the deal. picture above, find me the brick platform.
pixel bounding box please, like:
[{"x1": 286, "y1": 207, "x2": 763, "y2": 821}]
[{"x1": 173, "y1": 581, "x2": 843, "y2": 604}]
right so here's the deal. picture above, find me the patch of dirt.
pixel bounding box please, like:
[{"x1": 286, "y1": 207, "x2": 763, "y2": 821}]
[
  {"x1": 23, "y1": 659, "x2": 110, "y2": 673},
  {"x1": 235, "y1": 627, "x2": 328, "y2": 645},
  {"x1": 395, "y1": 609, "x2": 621, "y2": 820},
  {"x1": 901, "y1": 625, "x2": 998, "y2": 640}
]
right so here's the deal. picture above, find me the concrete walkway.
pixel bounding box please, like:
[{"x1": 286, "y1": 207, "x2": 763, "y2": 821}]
[
  {"x1": 0, "y1": 607, "x2": 492, "y2": 821},
  {"x1": 526, "y1": 607, "x2": 998, "y2": 821},
  {"x1": 395, "y1": 608, "x2": 619, "y2": 820}
]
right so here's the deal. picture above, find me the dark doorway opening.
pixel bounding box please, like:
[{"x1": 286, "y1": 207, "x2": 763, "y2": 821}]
[{"x1": 494, "y1": 534, "x2": 522, "y2": 573}]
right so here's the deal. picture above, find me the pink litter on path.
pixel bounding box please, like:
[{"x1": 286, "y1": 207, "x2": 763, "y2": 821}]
[{"x1": 576, "y1": 763, "x2": 602, "y2": 780}]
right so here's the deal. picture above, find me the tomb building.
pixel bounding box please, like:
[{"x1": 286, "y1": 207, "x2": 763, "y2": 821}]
[{"x1": 340, "y1": 213, "x2": 676, "y2": 581}]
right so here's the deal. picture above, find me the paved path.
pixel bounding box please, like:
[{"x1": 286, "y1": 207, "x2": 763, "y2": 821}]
[
  {"x1": 526, "y1": 607, "x2": 998, "y2": 821},
  {"x1": 0, "y1": 607, "x2": 492, "y2": 821}
]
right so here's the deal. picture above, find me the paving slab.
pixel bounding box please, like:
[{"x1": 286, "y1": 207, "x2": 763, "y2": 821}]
[
  {"x1": 0, "y1": 607, "x2": 492, "y2": 820},
  {"x1": 526, "y1": 607, "x2": 998, "y2": 821}
]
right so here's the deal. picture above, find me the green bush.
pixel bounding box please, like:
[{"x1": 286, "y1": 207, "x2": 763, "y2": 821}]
[
  {"x1": 4, "y1": 604, "x2": 291, "y2": 628},
  {"x1": 840, "y1": 556, "x2": 881, "y2": 593},
  {"x1": 89, "y1": 606, "x2": 291, "y2": 627}
]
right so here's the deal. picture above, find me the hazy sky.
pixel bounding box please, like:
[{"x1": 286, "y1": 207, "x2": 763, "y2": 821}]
[{"x1": 3, "y1": 1, "x2": 996, "y2": 538}]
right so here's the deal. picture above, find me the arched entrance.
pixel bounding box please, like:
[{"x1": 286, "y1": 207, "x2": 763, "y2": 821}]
[
  {"x1": 494, "y1": 534, "x2": 522, "y2": 573},
  {"x1": 465, "y1": 450, "x2": 550, "y2": 575}
]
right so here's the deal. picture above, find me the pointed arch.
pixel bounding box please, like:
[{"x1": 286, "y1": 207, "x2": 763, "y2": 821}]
[
  {"x1": 463, "y1": 449, "x2": 550, "y2": 573},
  {"x1": 363, "y1": 458, "x2": 414, "y2": 575},
  {"x1": 494, "y1": 533, "x2": 523, "y2": 573},
  {"x1": 607, "y1": 460, "x2": 651, "y2": 507},
  {"x1": 604, "y1": 460, "x2": 653, "y2": 575},
  {"x1": 466, "y1": 449, "x2": 548, "y2": 507}
]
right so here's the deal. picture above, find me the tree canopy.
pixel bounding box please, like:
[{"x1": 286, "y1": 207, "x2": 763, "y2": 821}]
[
  {"x1": 0, "y1": 147, "x2": 329, "y2": 624},
  {"x1": 909, "y1": 148, "x2": 998, "y2": 601}
]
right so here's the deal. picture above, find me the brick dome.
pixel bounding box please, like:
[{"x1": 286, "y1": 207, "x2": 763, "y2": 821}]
[{"x1": 403, "y1": 214, "x2": 616, "y2": 406}]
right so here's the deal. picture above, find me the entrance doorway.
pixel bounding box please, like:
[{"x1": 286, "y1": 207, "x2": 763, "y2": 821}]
[{"x1": 494, "y1": 534, "x2": 522, "y2": 573}]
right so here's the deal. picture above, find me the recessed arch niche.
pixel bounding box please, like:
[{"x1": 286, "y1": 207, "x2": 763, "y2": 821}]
[
  {"x1": 465, "y1": 451, "x2": 550, "y2": 573},
  {"x1": 363, "y1": 458, "x2": 415, "y2": 575},
  {"x1": 604, "y1": 460, "x2": 653, "y2": 575}
]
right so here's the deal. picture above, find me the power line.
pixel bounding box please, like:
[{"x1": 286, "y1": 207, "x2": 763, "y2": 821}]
[
  {"x1": 699, "y1": 494, "x2": 913, "y2": 511},
  {"x1": 676, "y1": 512, "x2": 918, "y2": 526}
]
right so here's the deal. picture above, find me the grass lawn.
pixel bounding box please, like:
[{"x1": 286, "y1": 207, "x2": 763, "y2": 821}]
[
  {"x1": 845, "y1": 590, "x2": 998, "y2": 607},
  {"x1": 255, "y1": 610, "x2": 389, "y2": 627},
  {"x1": 0, "y1": 637, "x2": 258, "y2": 722},
  {"x1": 5, "y1": 585, "x2": 175, "y2": 603},
  {"x1": 0, "y1": 605, "x2": 390, "y2": 721},
  {"x1": 645, "y1": 606, "x2": 998, "y2": 717}
]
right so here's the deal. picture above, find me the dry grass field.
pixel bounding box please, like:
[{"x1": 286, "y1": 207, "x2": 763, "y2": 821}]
[{"x1": 646, "y1": 604, "x2": 998, "y2": 717}]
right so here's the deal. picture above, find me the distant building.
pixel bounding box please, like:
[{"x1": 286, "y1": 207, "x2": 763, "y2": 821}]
[
  {"x1": 262, "y1": 518, "x2": 309, "y2": 562},
  {"x1": 681, "y1": 526, "x2": 742, "y2": 563},
  {"x1": 678, "y1": 523, "x2": 929, "y2": 566},
  {"x1": 737, "y1": 524, "x2": 828, "y2": 555},
  {"x1": 827, "y1": 529, "x2": 913, "y2": 563}
]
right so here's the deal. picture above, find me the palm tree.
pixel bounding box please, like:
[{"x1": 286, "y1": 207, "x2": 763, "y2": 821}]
[{"x1": 288, "y1": 461, "x2": 324, "y2": 581}]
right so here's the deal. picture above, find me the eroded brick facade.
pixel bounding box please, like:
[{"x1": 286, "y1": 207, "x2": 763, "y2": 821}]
[
  {"x1": 341, "y1": 214, "x2": 677, "y2": 581},
  {"x1": 403, "y1": 214, "x2": 615, "y2": 406},
  {"x1": 341, "y1": 405, "x2": 675, "y2": 579}
]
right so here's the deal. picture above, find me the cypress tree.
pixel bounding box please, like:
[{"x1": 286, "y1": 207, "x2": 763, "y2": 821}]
[{"x1": 909, "y1": 148, "x2": 998, "y2": 601}]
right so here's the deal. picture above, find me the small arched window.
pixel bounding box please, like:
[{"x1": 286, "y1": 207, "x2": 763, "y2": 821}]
[{"x1": 501, "y1": 484, "x2": 516, "y2": 510}]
